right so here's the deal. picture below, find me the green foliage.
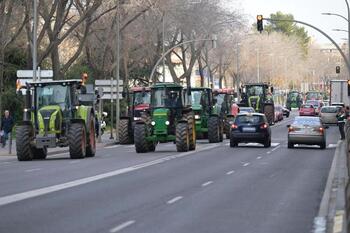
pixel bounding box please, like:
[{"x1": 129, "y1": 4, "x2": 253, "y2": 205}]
[{"x1": 264, "y1": 11, "x2": 310, "y2": 53}]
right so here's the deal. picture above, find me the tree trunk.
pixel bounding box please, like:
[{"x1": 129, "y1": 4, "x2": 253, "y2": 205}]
[{"x1": 51, "y1": 44, "x2": 61, "y2": 79}]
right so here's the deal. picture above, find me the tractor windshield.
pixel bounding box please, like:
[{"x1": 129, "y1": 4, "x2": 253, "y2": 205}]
[
  {"x1": 191, "y1": 90, "x2": 208, "y2": 106},
  {"x1": 133, "y1": 91, "x2": 151, "y2": 106},
  {"x1": 246, "y1": 86, "x2": 264, "y2": 97},
  {"x1": 37, "y1": 85, "x2": 70, "y2": 110},
  {"x1": 152, "y1": 88, "x2": 182, "y2": 108}
]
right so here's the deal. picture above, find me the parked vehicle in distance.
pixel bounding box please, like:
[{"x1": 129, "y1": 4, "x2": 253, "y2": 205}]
[
  {"x1": 282, "y1": 107, "x2": 290, "y2": 118},
  {"x1": 230, "y1": 113, "x2": 271, "y2": 148},
  {"x1": 299, "y1": 104, "x2": 316, "y2": 116},
  {"x1": 274, "y1": 105, "x2": 284, "y2": 122},
  {"x1": 305, "y1": 100, "x2": 323, "y2": 115},
  {"x1": 239, "y1": 107, "x2": 255, "y2": 113},
  {"x1": 287, "y1": 116, "x2": 327, "y2": 149}
]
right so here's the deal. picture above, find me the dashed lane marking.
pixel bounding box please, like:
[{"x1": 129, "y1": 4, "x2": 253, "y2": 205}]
[
  {"x1": 167, "y1": 196, "x2": 183, "y2": 204},
  {"x1": 226, "y1": 170, "x2": 235, "y2": 175},
  {"x1": 201, "y1": 181, "x2": 213, "y2": 187},
  {"x1": 25, "y1": 168, "x2": 41, "y2": 172},
  {"x1": 256, "y1": 156, "x2": 262, "y2": 160},
  {"x1": 243, "y1": 163, "x2": 250, "y2": 167},
  {"x1": 105, "y1": 145, "x2": 121, "y2": 149},
  {"x1": 110, "y1": 220, "x2": 136, "y2": 233}
]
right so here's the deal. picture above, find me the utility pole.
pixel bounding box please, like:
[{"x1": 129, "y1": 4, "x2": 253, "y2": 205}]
[
  {"x1": 162, "y1": 13, "x2": 166, "y2": 82},
  {"x1": 346, "y1": 0, "x2": 350, "y2": 77},
  {"x1": 33, "y1": 0, "x2": 38, "y2": 82},
  {"x1": 115, "y1": 1, "x2": 121, "y2": 143},
  {"x1": 236, "y1": 42, "x2": 240, "y2": 101}
]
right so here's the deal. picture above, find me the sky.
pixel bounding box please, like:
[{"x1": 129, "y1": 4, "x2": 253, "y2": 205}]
[{"x1": 234, "y1": 0, "x2": 349, "y2": 46}]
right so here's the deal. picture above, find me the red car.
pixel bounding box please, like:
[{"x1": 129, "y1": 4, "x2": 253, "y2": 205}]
[
  {"x1": 299, "y1": 104, "x2": 316, "y2": 116},
  {"x1": 274, "y1": 105, "x2": 284, "y2": 122}
]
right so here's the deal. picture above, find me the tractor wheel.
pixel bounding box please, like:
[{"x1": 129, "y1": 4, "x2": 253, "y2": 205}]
[
  {"x1": 86, "y1": 117, "x2": 96, "y2": 157},
  {"x1": 185, "y1": 113, "x2": 196, "y2": 151},
  {"x1": 32, "y1": 147, "x2": 47, "y2": 160},
  {"x1": 134, "y1": 124, "x2": 149, "y2": 153},
  {"x1": 119, "y1": 119, "x2": 132, "y2": 144},
  {"x1": 208, "y1": 116, "x2": 220, "y2": 143},
  {"x1": 68, "y1": 123, "x2": 87, "y2": 159},
  {"x1": 225, "y1": 116, "x2": 235, "y2": 139},
  {"x1": 176, "y1": 122, "x2": 189, "y2": 152},
  {"x1": 264, "y1": 105, "x2": 275, "y2": 125},
  {"x1": 16, "y1": 125, "x2": 34, "y2": 161}
]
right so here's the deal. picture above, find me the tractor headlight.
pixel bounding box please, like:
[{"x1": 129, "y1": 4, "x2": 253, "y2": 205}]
[
  {"x1": 23, "y1": 108, "x2": 28, "y2": 112},
  {"x1": 133, "y1": 117, "x2": 141, "y2": 121},
  {"x1": 165, "y1": 121, "x2": 170, "y2": 125},
  {"x1": 151, "y1": 121, "x2": 156, "y2": 126},
  {"x1": 195, "y1": 115, "x2": 200, "y2": 120}
]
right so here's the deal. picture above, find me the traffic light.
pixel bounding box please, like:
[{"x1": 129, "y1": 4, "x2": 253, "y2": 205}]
[
  {"x1": 336, "y1": 66, "x2": 340, "y2": 74},
  {"x1": 257, "y1": 15, "x2": 263, "y2": 33},
  {"x1": 348, "y1": 80, "x2": 350, "y2": 96}
]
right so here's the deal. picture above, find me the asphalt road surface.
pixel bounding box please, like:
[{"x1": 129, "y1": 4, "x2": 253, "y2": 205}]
[{"x1": 0, "y1": 113, "x2": 339, "y2": 233}]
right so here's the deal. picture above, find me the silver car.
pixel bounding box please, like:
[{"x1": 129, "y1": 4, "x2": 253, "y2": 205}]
[
  {"x1": 319, "y1": 106, "x2": 340, "y2": 125},
  {"x1": 287, "y1": 116, "x2": 327, "y2": 149}
]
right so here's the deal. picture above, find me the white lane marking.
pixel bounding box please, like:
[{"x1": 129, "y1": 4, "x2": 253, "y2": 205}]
[
  {"x1": 167, "y1": 196, "x2": 183, "y2": 204},
  {"x1": 105, "y1": 145, "x2": 120, "y2": 149},
  {"x1": 328, "y1": 144, "x2": 338, "y2": 149},
  {"x1": 25, "y1": 168, "x2": 41, "y2": 172},
  {"x1": 243, "y1": 162, "x2": 250, "y2": 167},
  {"x1": 110, "y1": 220, "x2": 136, "y2": 233},
  {"x1": 271, "y1": 145, "x2": 281, "y2": 152},
  {"x1": 226, "y1": 170, "x2": 235, "y2": 175},
  {"x1": 201, "y1": 181, "x2": 213, "y2": 187},
  {"x1": 48, "y1": 152, "x2": 69, "y2": 158},
  {"x1": 271, "y1": 143, "x2": 280, "y2": 147},
  {"x1": 267, "y1": 151, "x2": 271, "y2": 154},
  {"x1": 69, "y1": 161, "x2": 80, "y2": 164},
  {"x1": 256, "y1": 156, "x2": 262, "y2": 160},
  {"x1": 126, "y1": 145, "x2": 135, "y2": 148},
  {"x1": 225, "y1": 143, "x2": 229, "y2": 146},
  {"x1": 0, "y1": 144, "x2": 219, "y2": 207}
]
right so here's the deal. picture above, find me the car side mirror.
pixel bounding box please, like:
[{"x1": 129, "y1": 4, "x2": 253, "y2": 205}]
[{"x1": 286, "y1": 125, "x2": 291, "y2": 128}]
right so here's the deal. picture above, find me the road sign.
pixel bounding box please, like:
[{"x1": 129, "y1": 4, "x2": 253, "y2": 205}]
[
  {"x1": 17, "y1": 70, "x2": 53, "y2": 78},
  {"x1": 95, "y1": 79, "x2": 124, "y2": 100}
]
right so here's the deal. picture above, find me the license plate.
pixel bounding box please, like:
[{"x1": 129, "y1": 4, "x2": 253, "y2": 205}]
[{"x1": 242, "y1": 127, "x2": 256, "y2": 132}]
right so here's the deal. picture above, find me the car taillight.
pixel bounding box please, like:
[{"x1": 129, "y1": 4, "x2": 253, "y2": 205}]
[
  {"x1": 231, "y1": 124, "x2": 238, "y2": 129},
  {"x1": 318, "y1": 127, "x2": 324, "y2": 134},
  {"x1": 288, "y1": 127, "x2": 295, "y2": 132},
  {"x1": 260, "y1": 123, "x2": 268, "y2": 129}
]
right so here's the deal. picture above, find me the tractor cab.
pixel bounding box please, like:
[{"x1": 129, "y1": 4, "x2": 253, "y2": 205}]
[
  {"x1": 213, "y1": 88, "x2": 236, "y2": 116},
  {"x1": 129, "y1": 87, "x2": 151, "y2": 120}
]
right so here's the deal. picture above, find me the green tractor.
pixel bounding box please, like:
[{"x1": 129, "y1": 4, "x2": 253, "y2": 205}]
[
  {"x1": 16, "y1": 80, "x2": 97, "y2": 161},
  {"x1": 239, "y1": 83, "x2": 275, "y2": 124},
  {"x1": 286, "y1": 90, "x2": 302, "y2": 110},
  {"x1": 185, "y1": 87, "x2": 223, "y2": 143},
  {"x1": 133, "y1": 83, "x2": 196, "y2": 153}
]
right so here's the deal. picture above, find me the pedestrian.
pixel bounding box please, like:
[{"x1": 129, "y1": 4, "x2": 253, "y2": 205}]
[
  {"x1": 1, "y1": 110, "x2": 14, "y2": 147},
  {"x1": 337, "y1": 107, "x2": 346, "y2": 140}
]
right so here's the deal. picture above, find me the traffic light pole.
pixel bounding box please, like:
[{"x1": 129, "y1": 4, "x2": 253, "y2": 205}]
[{"x1": 263, "y1": 18, "x2": 350, "y2": 74}]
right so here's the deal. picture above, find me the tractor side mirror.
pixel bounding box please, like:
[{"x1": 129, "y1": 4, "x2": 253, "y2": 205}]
[
  {"x1": 286, "y1": 125, "x2": 291, "y2": 128},
  {"x1": 271, "y1": 87, "x2": 274, "y2": 93}
]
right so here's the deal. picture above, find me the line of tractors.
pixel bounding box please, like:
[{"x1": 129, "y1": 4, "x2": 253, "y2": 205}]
[
  {"x1": 15, "y1": 78, "x2": 276, "y2": 160},
  {"x1": 118, "y1": 82, "x2": 276, "y2": 153}
]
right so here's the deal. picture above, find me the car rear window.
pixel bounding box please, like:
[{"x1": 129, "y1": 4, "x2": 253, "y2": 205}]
[
  {"x1": 321, "y1": 107, "x2": 338, "y2": 113},
  {"x1": 293, "y1": 117, "x2": 320, "y2": 126},
  {"x1": 302, "y1": 104, "x2": 312, "y2": 108},
  {"x1": 236, "y1": 115, "x2": 264, "y2": 124}
]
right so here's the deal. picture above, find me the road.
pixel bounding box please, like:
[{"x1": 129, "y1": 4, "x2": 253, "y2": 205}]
[{"x1": 0, "y1": 113, "x2": 338, "y2": 233}]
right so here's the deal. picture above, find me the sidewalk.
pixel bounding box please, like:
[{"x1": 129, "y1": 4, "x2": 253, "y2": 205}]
[{"x1": 0, "y1": 132, "x2": 117, "y2": 157}]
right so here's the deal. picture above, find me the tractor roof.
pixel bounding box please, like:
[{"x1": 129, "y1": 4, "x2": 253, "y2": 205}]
[
  {"x1": 151, "y1": 83, "x2": 183, "y2": 89},
  {"x1": 130, "y1": 86, "x2": 151, "y2": 92},
  {"x1": 26, "y1": 79, "x2": 82, "y2": 87},
  {"x1": 214, "y1": 88, "x2": 235, "y2": 94},
  {"x1": 184, "y1": 87, "x2": 211, "y2": 91},
  {"x1": 243, "y1": 83, "x2": 270, "y2": 87}
]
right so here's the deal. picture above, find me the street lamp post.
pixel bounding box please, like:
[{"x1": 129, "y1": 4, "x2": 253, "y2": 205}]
[
  {"x1": 33, "y1": 0, "x2": 38, "y2": 82},
  {"x1": 115, "y1": 0, "x2": 121, "y2": 142}
]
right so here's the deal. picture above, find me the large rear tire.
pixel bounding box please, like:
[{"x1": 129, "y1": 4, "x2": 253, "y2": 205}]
[
  {"x1": 16, "y1": 125, "x2": 34, "y2": 161},
  {"x1": 208, "y1": 116, "x2": 220, "y2": 143},
  {"x1": 176, "y1": 122, "x2": 189, "y2": 152},
  {"x1": 119, "y1": 119, "x2": 132, "y2": 144},
  {"x1": 134, "y1": 124, "x2": 149, "y2": 153},
  {"x1": 86, "y1": 117, "x2": 96, "y2": 157},
  {"x1": 69, "y1": 123, "x2": 87, "y2": 159},
  {"x1": 264, "y1": 104, "x2": 275, "y2": 125}
]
